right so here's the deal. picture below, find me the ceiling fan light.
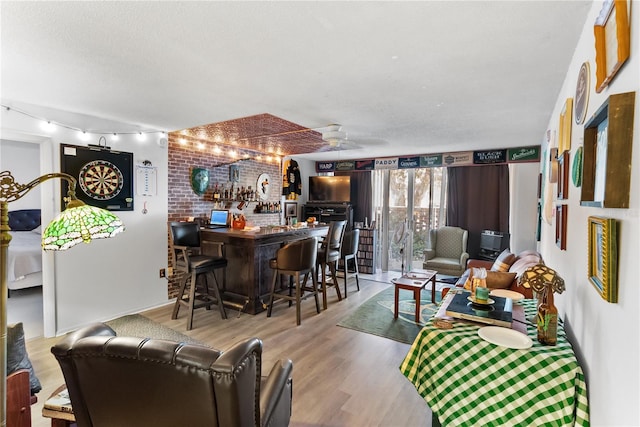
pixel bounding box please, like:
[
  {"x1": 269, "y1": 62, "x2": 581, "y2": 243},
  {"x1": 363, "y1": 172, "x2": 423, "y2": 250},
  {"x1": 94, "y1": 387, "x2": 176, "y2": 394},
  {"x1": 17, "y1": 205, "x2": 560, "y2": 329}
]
[{"x1": 322, "y1": 130, "x2": 347, "y2": 142}]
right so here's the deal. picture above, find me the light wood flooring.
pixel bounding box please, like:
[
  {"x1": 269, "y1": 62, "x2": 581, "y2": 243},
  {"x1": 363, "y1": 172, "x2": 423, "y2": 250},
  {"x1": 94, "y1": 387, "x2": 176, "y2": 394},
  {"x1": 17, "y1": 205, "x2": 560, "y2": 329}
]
[{"x1": 25, "y1": 276, "x2": 434, "y2": 426}]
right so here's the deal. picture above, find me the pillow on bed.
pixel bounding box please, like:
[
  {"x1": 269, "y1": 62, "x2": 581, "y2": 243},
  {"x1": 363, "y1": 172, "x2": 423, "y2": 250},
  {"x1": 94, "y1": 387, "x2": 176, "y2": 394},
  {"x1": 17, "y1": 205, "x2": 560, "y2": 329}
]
[
  {"x1": 7, "y1": 322, "x2": 42, "y2": 395},
  {"x1": 486, "y1": 271, "x2": 517, "y2": 289}
]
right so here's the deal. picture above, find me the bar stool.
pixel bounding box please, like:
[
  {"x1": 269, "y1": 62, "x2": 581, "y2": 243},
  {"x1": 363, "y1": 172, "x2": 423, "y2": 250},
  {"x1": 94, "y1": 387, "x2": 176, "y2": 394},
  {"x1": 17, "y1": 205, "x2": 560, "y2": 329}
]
[
  {"x1": 316, "y1": 220, "x2": 346, "y2": 310},
  {"x1": 340, "y1": 228, "x2": 360, "y2": 297},
  {"x1": 169, "y1": 222, "x2": 227, "y2": 330},
  {"x1": 267, "y1": 237, "x2": 320, "y2": 325}
]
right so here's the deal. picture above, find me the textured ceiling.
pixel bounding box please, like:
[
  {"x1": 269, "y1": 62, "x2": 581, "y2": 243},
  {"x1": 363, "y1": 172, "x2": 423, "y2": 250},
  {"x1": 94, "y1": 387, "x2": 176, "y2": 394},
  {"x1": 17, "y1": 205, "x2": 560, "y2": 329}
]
[{"x1": 0, "y1": 1, "x2": 592, "y2": 161}]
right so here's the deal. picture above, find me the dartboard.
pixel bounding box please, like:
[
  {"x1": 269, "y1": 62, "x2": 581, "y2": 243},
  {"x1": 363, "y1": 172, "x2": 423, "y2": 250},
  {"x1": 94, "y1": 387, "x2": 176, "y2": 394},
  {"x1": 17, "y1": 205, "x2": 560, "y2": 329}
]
[{"x1": 78, "y1": 160, "x2": 124, "y2": 200}]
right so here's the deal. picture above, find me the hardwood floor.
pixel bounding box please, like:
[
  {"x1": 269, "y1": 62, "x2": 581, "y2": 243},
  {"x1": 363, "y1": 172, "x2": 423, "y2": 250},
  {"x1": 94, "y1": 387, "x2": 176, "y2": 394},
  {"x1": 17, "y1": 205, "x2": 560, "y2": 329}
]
[{"x1": 25, "y1": 277, "x2": 433, "y2": 426}]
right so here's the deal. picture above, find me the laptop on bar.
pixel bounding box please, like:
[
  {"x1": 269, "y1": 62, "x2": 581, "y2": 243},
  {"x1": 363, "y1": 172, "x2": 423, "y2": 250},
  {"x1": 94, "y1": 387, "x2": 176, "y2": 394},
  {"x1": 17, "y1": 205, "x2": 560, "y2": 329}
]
[{"x1": 206, "y1": 209, "x2": 229, "y2": 229}]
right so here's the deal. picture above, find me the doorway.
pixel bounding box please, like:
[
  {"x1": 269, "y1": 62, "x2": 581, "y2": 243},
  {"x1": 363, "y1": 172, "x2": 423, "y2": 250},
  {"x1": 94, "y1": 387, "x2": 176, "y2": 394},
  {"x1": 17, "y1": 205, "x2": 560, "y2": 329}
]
[{"x1": 373, "y1": 167, "x2": 447, "y2": 273}]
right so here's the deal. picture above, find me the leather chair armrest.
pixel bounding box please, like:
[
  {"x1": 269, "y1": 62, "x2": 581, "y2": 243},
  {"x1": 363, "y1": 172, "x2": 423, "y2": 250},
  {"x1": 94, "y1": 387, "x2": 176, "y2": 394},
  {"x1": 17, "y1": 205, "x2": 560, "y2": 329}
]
[
  {"x1": 51, "y1": 323, "x2": 116, "y2": 356},
  {"x1": 466, "y1": 259, "x2": 493, "y2": 270},
  {"x1": 260, "y1": 359, "x2": 293, "y2": 427},
  {"x1": 424, "y1": 249, "x2": 435, "y2": 260}
]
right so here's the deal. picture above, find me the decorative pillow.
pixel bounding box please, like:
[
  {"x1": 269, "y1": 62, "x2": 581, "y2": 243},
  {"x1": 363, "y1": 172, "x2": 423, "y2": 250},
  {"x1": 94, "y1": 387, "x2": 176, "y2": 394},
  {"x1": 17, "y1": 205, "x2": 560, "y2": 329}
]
[
  {"x1": 486, "y1": 271, "x2": 517, "y2": 289},
  {"x1": 7, "y1": 322, "x2": 42, "y2": 395},
  {"x1": 491, "y1": 249, "x2": 517, "y2": 272}
]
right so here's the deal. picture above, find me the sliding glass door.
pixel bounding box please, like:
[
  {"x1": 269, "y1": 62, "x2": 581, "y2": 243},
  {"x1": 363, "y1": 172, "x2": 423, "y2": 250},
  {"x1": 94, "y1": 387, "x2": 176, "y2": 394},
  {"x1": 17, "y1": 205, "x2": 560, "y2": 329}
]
[{"x1": 373, "y1": 167, "x2": 447, "y2": 272}]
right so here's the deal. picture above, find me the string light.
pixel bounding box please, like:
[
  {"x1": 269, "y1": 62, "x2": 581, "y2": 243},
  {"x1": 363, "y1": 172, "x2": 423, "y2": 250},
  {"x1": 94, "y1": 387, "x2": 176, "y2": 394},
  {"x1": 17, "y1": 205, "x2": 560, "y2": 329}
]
[{"x1": 2, "y1": 103, "x2": 166, "y2": 139}]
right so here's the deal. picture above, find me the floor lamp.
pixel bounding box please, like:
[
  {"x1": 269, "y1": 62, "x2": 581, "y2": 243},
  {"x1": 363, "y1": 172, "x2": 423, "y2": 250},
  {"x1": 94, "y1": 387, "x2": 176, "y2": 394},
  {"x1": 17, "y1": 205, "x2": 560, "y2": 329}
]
[{"x1": 1, "y1": 170, "x2": 125, "y2": 425}]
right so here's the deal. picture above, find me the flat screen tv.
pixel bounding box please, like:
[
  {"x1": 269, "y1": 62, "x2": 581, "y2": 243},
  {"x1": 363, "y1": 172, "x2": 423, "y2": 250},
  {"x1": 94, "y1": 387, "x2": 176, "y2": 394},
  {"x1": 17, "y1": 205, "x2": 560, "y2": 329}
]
[{"x1": 309, "y1": 176, "x2": 351, "y2": 202}]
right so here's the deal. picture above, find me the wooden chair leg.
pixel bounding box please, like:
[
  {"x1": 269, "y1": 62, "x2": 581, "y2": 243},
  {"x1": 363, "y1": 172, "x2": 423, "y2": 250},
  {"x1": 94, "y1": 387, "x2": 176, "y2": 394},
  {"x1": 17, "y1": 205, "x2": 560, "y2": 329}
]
[
  {"x1": 171, "y1": 274, "x2": 189, "y2": 319},
  {"x1": 294, "y1": 272, "x2": 302, "y2": 326},
  {"x1": 311, "y1": 267, "x2": 321, "y2": 313},
  {"x1": 186, "y1": 272, "x2": 197, "y2": 330},
  {"x1": 353, "y1": 255, "x2": 360, "y2": 291},
  {"x1": 319, "y1": 262, "x2": 328, "y2": 310},
  {"x1": 329, "y1": 261, "x2": 342, "y2": 301},
  {"x1": 208, "y1": 269, "x2": 227, "y2": 319},
  {"x1": 267, "y1": 268, "x2": 279, "y2": 317}
]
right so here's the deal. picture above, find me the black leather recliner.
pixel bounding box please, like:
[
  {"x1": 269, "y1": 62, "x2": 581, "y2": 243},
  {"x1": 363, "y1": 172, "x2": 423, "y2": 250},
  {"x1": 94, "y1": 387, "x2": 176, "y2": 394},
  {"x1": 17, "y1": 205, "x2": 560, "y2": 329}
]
[{"x1": 51, "y1": 323, "x2": 293, "y2": 427}]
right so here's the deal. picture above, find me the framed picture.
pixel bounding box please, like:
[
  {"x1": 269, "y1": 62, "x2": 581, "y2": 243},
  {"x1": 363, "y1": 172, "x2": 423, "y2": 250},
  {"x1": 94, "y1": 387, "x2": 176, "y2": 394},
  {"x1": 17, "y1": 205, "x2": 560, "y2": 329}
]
[
  {"x1": 594, "y1": 0, "x2": 631, "y2": 93},
  {"x1": 555, "y1": 204, "x2": 567, "y2": 250},
  {"x1": 557, "y1": 151, "x2": 570, "y2": 200},
  {"x1": 588, "y1": 216, "x2": 618, "y2": 302},
  {"x1": 574, "y1": 62, "x2": 590, "y2": 124},
  {"x1": 285, "y1": 202, "x2": 297, "y2": 218},
  {"x1": 60, "y1": 144, "x2": 134, "y2": 211},
  {"x1": 229, "y1": 164, "x2": 240, "y2": 182},
  {"x1": 558, "y1": 98, "x2": 573, "y2": 153}
]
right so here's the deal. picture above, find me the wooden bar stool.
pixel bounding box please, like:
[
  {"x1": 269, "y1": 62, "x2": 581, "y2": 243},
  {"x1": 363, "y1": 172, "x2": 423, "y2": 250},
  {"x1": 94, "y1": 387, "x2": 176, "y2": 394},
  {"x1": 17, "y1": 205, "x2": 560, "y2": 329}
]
[
  {"x1": 316, "y1": 220, "x2": 346, "y2": 309},
  {"x1": 267, "y1": 237, "x2": 320, "y2": 325},
  {"x1": 169, "y1": 222, "x2": 227, "y2": 330}
]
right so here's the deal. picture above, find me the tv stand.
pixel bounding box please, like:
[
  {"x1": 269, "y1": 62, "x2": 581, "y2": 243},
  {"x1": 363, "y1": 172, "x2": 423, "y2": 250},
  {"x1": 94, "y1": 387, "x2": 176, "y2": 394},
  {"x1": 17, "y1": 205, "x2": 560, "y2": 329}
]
[{"x1": 303, "y1": 202, "x2": 353, "y2": 229}]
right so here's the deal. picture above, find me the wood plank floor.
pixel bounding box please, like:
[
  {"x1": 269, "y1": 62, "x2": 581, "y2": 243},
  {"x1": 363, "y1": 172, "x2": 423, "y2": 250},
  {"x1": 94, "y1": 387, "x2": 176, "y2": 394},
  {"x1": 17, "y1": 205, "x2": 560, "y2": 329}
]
[{"x1": 25, "y1": 277, "x2": 433, "y2": 426}]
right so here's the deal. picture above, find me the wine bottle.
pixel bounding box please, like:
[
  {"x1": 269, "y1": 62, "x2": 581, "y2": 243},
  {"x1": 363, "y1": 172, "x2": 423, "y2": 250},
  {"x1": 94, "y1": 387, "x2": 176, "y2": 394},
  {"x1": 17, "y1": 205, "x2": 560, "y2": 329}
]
[{"x1": 537, "y1": 285, "x2": 558, "y2": 345}]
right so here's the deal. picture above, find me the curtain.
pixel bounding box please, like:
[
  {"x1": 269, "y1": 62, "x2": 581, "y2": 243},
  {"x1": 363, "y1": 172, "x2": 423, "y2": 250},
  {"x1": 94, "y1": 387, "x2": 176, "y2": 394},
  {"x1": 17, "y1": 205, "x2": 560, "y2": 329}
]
[
  {"x1": 446, "y1": 165, "x2": 509, "y2": 259},
  {"x1": 336, "y1": 171, "x2": 371, "y2": 224}
]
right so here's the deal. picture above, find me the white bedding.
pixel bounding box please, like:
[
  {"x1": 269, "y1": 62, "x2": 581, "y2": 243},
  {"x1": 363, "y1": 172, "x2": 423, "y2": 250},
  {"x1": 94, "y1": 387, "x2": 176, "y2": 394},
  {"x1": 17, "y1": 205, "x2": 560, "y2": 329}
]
[{"x1": 7, "y1": 230, "x2": 43, "y2": 289}]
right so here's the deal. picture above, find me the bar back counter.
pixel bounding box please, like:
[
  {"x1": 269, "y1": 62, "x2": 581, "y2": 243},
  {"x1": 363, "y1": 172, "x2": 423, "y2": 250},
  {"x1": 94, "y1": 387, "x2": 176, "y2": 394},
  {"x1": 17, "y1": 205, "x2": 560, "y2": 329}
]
[{"x1": 201, "y1": 224, "x2": 329, "y2": 314}]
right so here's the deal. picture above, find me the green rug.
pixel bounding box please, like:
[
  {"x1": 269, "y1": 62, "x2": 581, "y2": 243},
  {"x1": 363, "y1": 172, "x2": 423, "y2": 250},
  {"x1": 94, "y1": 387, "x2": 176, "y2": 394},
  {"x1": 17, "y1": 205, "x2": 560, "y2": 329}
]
[
  {"x1": 337, "y1": 286, "x2": 441, "y2": 344},
  {"x1": 106, "y1": 314, "x2": 206, "y2": 346}
]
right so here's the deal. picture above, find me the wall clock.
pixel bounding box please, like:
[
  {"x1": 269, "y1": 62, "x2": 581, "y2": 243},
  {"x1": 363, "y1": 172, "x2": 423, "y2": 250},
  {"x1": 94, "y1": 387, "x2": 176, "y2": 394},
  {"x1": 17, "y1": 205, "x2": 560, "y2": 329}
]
[
  {"x1": 574, "y1": 62, "x2": 590, "y2": 125},
  {"x1": 256, "y1": 173, "x2": 270, "y2": 200}
]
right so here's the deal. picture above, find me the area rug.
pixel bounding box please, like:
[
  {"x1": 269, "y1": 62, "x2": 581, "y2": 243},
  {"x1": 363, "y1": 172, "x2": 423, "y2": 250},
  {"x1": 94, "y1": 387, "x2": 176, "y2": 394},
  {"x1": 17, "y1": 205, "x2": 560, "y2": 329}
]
[
  {"x1": 337, "y1": 286, "x2": 442, "y2": 344},
  {"x1": 106, "y1": 314, "x2": 206, "y2": 346}
]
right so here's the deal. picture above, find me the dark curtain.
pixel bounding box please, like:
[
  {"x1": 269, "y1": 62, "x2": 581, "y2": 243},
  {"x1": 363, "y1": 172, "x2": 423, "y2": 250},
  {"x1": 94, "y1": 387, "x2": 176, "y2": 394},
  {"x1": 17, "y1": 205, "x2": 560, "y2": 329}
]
[
  {"x1": 336, "y1": 171, "x2": 371, "y2": 223},
  {"x1": 447, "y1": 165, "x2": 509, "y2": 259}
]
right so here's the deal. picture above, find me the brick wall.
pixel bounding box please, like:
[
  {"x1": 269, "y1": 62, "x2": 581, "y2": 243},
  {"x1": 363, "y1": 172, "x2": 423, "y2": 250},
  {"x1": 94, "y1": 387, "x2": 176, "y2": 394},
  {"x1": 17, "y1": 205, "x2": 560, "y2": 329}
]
[{"x1": 166, "y1": 136, "x2": 283, "y2": 297}]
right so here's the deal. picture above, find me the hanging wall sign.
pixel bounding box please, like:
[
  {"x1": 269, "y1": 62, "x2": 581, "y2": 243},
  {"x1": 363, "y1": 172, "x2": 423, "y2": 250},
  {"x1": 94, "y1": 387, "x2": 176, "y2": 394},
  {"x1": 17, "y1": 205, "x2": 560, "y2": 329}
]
[
  {"x1": 399, "y1": 156, "x2": 420, "y2": 169},
  {"x1": 443, "y1": 152, "x2": 474, "y2": 166},
  {"x1": 508, "y1": 146, "x2": 540, "y2": 162},
  {"x1": 316, "y1": 162, "x2": 335, "y2": 173},
  {"x1": 473, "y1": 149, "x2": 507, "y2": 164},
  {"x1": 335, "y1": 161, "x2": 355, "y2": 171},
  {"x1": 60, "y1": 144, "x2": 134, "y2": 211},
  {"x1": 420, "y1": 154, "x2": 443, "y2": 168},
  {"x1": 375, "y1": 158, "x2": 398, "y2": 169},
  {"x1": 355, "y1": 159, "x2": 375, "y2": 170}
]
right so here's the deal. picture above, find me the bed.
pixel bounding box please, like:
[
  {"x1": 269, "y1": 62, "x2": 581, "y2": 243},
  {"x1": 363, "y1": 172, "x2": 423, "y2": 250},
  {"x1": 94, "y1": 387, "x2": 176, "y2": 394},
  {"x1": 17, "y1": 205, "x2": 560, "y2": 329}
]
[{"x1": 7, "y1": 209, "x2": 43, "y2": 293}]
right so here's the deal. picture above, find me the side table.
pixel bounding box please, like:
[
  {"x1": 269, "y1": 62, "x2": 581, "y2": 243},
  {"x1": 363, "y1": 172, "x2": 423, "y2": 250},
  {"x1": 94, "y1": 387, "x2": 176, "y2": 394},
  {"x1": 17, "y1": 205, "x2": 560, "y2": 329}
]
[
  {"x1": 392, "y1": 269, "x2": 437, "y2": 322},
  {"x1": 42, "y1": 385, "x2": 76, "y2": 427}
]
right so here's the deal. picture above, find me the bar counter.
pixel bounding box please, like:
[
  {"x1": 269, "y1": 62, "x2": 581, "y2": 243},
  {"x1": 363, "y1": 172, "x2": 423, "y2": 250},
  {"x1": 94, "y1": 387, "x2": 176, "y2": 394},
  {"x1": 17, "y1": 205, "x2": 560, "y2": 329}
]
[{"x1": 201, "y1": 224, "x2": 329, "y2": 314}]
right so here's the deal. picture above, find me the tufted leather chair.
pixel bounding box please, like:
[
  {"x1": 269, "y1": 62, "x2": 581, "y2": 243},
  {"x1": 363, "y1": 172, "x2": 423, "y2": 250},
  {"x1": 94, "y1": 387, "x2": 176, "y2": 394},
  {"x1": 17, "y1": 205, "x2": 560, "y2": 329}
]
[
  {"x1": 51, "y1": 323, "x2": 293, "y2": 427},
  {"x1": 423, "y1": 226, "x2": 469, "y2": 277}
]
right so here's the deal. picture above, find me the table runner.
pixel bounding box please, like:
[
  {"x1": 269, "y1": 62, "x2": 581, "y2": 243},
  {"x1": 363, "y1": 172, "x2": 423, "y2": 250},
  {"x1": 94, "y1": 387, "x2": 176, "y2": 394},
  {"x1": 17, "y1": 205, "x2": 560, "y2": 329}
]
[{"x1": 400, "y1": 299, "x2": 589, "y2": 426}]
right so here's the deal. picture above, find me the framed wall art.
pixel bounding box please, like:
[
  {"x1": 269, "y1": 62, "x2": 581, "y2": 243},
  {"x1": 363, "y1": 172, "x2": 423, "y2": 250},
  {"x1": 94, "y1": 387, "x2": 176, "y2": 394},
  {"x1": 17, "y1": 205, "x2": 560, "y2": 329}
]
[
  {"x1": 285, "y1": 202, "x2": 297, "y2": 218},
  {"x1": 587, "y1": 216, "x2": 618, "y2": 302},
  {"x1": 558, "y1": 98, "x2": 573, "y2": 153},
  {"x1": 556, "y1": 151, "x2": 570, "y2": 200},
  {"x1": 60, "y1": 144, "x2": 134, "y2": 211},
  {"x1": 594, "y1": 0, "x2": 631, "y2": 93},
  {"x1": 555, "y1": 204, "x2": 567, "y2": 250}
]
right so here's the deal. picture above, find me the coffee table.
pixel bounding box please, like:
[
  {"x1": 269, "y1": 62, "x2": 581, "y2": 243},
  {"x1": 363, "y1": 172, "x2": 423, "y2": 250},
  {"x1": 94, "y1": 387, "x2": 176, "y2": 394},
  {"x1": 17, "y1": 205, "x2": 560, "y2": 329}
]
[{"x1": 391, "y1": 269, "x2": 438, "y2": 323}]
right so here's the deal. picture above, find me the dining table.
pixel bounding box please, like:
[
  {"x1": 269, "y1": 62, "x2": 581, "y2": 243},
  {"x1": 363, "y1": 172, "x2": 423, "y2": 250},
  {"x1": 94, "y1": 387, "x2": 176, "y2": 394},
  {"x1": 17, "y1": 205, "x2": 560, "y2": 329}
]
[{"x1": 400, "y1": 296, "x2": 590, "y2": 426}]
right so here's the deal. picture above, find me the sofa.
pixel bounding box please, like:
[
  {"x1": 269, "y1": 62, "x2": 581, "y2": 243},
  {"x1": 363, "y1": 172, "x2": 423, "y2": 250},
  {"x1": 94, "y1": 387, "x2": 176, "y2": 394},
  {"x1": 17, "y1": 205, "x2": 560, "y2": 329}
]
[{"x1": 454, "y1": 249, "x2": 543, "y2": 299}]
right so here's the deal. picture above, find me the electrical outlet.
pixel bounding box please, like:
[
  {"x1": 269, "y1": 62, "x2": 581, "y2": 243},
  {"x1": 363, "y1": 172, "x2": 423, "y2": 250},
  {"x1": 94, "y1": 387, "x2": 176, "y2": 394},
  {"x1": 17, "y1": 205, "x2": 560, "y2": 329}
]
[
  {"x1": 167, "y1": 267, "x2": 173, "y2": 276},
  {"x1": 159, "y1": 268, "x2": 166, "y2": 278}
]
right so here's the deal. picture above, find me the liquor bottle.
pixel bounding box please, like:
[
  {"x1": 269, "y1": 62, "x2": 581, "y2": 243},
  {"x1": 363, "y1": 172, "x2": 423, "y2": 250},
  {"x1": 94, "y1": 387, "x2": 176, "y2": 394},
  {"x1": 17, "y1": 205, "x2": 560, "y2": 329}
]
[
  {"x1": 537, "y1": 285, "x2": 558, "y2": 345},
  {"x1": 213, "y1": 183, "x2": 220, "y2": 200}
]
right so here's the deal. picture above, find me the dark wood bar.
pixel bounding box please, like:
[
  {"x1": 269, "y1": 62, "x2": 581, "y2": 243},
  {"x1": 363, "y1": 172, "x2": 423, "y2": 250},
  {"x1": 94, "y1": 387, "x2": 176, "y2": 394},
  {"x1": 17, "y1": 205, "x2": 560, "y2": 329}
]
[{"x1": 201, "y1": 225, "x2": 329, "y2": 314}]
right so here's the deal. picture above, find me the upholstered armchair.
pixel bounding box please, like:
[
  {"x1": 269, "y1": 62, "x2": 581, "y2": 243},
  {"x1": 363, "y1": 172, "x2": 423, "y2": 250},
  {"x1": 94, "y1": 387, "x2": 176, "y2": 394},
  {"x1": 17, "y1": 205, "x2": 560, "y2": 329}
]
[
  {"x1": 51, "y1": 323, "x2": 293, "y2": 427},
  {"x1": 423, "y1": 226, "x2": 469, "y2": 277}
]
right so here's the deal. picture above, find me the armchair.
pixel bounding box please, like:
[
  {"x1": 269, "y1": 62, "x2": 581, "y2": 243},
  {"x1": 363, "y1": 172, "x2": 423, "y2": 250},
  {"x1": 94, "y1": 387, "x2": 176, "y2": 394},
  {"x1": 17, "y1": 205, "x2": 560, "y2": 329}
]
[
  {"x1": 422, "y1": 226, "x2": 469, "y2": 277},
  {"x1": 51, "y1": 323, "x2": 293, "y2": 427}
]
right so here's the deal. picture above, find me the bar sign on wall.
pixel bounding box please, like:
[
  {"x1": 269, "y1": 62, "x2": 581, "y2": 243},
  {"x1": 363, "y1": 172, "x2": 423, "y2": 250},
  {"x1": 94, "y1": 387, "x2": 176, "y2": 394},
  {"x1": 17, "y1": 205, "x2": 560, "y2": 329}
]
[
  {"x1": 316, "y1": 162, "x2": 335, "y2": 173},
  {"x1": 473, "y1": 149, "x2": 507, "y2": 164}
]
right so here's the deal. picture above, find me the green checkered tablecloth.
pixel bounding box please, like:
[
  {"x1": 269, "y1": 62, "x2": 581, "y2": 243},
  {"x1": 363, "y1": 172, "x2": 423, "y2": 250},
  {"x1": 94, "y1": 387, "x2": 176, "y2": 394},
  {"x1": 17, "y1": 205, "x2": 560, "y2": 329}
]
[{"x1": 400, "y1": 299, "x2": 589, "y2": 426}]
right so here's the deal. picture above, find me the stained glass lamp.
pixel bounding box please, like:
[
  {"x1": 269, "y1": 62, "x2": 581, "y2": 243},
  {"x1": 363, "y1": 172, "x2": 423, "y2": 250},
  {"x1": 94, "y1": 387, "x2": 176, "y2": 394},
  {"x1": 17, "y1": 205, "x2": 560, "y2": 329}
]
[
  {"x1": 518, "y1": 263, "x2": 565, "y2": 294},
  {"x1": 1, "y1": 170, "x2": 124, "y2": 424}
]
